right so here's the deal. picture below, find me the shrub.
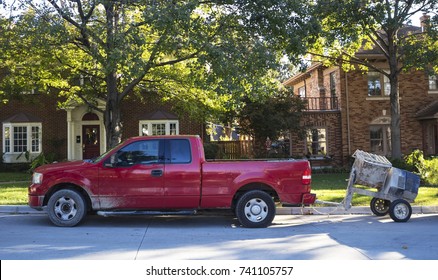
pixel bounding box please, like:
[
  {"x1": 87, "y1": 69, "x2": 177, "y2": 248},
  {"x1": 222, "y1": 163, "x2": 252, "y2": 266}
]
[
  {"x1": 404, "y1": 150, "x2": 438, "y2": 186},
  {"x1": 422, "y1": 158, "x2": 438, "y2": 185},
  {"x1": 203, "y1": 143, "x2": 219, "y2": 159},
  {"x1": 29, "y1": 152, "x2": 56, "y2": 172}
]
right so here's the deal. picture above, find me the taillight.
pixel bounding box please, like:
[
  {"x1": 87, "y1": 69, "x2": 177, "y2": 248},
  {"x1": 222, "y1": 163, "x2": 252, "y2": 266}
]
[{"x1": 302, "y1": 166, "x2": 311, "y2": 185}]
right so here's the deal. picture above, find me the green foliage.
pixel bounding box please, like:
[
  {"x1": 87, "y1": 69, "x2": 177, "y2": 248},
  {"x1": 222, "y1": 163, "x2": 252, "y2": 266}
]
[
  {"x1": 1, "y1": 1, "x2": 317, "y2": 149},
  {"x1": 422, "y1": 158, "x2": 438, "y2": 185},
  {"x1": 237, "y1": 88, "x2": 306, "y2": 141},
  {"x1": 29, "y1": 152, "x2": 56, "y2": 172},
  {"x1": 203, "y1": 143, "x2": 220, "y2": 160},
  {"x1": 404, "y1": 149, "x2": 425, "y2": 173},
  {"x1": 404, "y1": 150, "x2": 438, "y2": 186},
  {"x1": 308, "y1": 0, "x2": 438, "y2": 159}
]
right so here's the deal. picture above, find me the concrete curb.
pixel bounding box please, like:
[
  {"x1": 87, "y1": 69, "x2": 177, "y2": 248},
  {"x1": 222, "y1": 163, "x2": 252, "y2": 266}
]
[
  {"x1": 277, "y1": 206, "x2": 438, "y2": 215},
  {"x1": 1, "y1": 205, "x2": 438, "y2": 215},
  {"x1": 0, "y1": 205, "x2": 43, "y2": 214}
]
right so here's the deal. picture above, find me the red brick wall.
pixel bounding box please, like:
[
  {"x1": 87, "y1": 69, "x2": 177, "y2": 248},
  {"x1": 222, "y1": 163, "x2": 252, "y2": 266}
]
[
  {"x1": 0, "y1": 94, "x2": 68, "y2": 161},
  {"x1": 120, "y1": 95, "x2": 203, "y2": 140},
  {"x1": 1, "y1": 94, "x2": 204, "y2": 162},
  {"x1": 286, "y1": 64, "x2": 438, "y2": 167},
  {"x1": 290, "y1": 111, "x2": 344, "y2": 166},
  {"x1": 344, "y1": 68, "x2": 436, "y2": 158}
]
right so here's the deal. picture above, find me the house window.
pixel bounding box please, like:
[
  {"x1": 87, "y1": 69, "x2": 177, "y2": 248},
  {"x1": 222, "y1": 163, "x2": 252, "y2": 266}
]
[
  {"x1": 329, "y1": 72, "x2": 337, "y2": 109},
  {"x1": 4, "y1": 126, "x2": 10, "y2": 153},
  {"x1": 330, "y1": 72, "x2": 336, "y2": 96},
  {"x1": 368, "y1": 71, "x2": 390, "y2": 96},
  {"x1": 2, "y1": 123, "x2": 42, "y2": 157},
  {"x1": 370, "y1": 125, "x2": 391, "y2": 156},
  {"x1": 152, "y1": 123, "x2": 166, "y2": 135},
  {"x1": 139, "y1": 120, "x2": 179, "y2": 136},
  {"x1": 306, "y1": 128, "x2": 327, "y2": 156},
  {"x1": 429, "y1": 74, "x2": 437, "y2": 90},
  {"x1": 298, "y1": 86, "x2": 306, "y2": 98}
]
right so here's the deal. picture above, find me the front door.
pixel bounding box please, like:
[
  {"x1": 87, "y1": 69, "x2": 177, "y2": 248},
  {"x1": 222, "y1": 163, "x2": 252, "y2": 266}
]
[
  {"x1": 82, "y1": 125, "x2": 100, "y2": 159},
  {"x1": 98, "y1": 139, "x2": 165, "y2": 209}
]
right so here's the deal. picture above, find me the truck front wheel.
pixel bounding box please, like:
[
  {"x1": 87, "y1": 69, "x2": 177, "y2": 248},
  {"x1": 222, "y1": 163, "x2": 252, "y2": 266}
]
[
  {"x1": 236, "y1": 190, "x2": 275, "y2": 228},
  {"x1": 47, "y1": 189, "x2": 87, "y2": 227}
]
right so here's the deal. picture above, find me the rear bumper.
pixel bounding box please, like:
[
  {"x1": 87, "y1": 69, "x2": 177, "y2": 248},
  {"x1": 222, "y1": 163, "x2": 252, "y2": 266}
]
[
  {"x1": 279, "y1": 192, "x2": 317, "y2": 206},
  {"x1": 302, "y1": 193, "x2": 317, "y2": 205}
]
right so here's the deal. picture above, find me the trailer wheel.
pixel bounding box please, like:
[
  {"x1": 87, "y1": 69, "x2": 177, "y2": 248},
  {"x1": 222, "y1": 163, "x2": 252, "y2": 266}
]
[
  {"x1": 47, "y1": 189, "x2": 87, "y2": 227},
  {"x1": 235, "y1": 190, "x2": 275, "y2": 228},
  {"x1": 370, "y1": 198, "x2": 390, "y2": 216},
  {"x1": 389, "y1": 199, "x2": 412, "y2": 223}
]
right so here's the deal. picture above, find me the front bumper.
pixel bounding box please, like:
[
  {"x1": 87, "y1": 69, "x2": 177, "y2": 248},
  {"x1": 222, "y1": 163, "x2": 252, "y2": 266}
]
[{"x1": 28, "y1": 194, "x2": 45, "y2": 210}]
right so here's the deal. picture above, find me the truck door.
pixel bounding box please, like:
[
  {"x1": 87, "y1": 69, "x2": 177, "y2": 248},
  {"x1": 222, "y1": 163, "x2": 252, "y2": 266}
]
[
  {"x1": 163, "y1": 139, "x2": 202, "y2": 208},
  {"x1": 98, "y1": 139, "x2": 165, "y2": 209}
]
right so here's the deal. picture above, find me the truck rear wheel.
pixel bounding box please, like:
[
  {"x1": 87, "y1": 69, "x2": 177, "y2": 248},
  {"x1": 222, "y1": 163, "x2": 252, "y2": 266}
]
[
  {"x1": 235, "y1": 190, "x2": 275, "y2": 228},
  {"x1": 47, "y1": 189, "x2": 87, "y2": 227}
]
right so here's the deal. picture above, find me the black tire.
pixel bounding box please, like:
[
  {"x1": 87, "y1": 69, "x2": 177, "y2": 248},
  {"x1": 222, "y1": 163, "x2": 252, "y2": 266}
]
[
  {"x1": 47, "y1": 189, "x2": 87, "y2": 227},
  {"x1": 370, "y1": 198, "x2": 390, "y2": 216},
  {"x1": 235, "y1": 190, "x2": 275, "y2": 228},
  {"x1": 389, "y1": 199, "x2": 412, "y2": 223}
]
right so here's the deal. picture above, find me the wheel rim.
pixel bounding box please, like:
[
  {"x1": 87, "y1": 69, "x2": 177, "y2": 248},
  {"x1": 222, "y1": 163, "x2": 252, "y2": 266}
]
[
  {"x1": 53, "y1": 196, "x2": 78, "y2": 221},
  {"x1": 373, "y1": 199, "x2": 389, "y2": 214},
  {"x1": 244, "y1": 198, "x2": 268, "y2": 223},
  {"x1": 393, "y1": 203, "x2": 409, "y2": 220}
]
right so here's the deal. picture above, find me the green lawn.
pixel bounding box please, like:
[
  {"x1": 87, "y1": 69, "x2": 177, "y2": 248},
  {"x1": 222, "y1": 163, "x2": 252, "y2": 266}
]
[
  {"x1": 311, "y1": 172, "x2": 438, "y2": 206},
  {"x1": 0, "y1": 173, "x2": 30, "y2": 205},
  {"x1": 0, "y1": 172, "x2": 437, "y2": 206}
]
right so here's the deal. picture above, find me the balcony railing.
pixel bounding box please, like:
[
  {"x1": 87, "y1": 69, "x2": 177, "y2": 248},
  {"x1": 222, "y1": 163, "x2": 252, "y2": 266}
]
[{"x1": 303, "y1": 97, "x2": 339, "y2": 111}]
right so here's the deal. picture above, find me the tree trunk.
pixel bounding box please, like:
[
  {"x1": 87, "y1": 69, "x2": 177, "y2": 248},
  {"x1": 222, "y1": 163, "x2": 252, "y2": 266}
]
[
  {"x1": 389, "y1": 74, "x2": 402, "y2": 159},
  {"x1": 103, "y1": 2, "x2": 122, "y2": 150},
  {"x1": 104, "y1": 72, "x2": 122, "y2": 149},
  {"x1": 388, "y1": 33, "x2": 402, "y2": 160}
]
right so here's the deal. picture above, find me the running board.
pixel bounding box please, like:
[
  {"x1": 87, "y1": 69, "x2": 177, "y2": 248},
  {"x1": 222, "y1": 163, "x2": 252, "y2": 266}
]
[{"x1": 96, "y1": 210, "x2": 197, "y2": 217}]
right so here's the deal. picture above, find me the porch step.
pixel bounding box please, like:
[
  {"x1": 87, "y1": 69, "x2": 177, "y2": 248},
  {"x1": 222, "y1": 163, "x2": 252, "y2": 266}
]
[{"x1": 96, "y1": 210, "x2": 197, "y2": 217}]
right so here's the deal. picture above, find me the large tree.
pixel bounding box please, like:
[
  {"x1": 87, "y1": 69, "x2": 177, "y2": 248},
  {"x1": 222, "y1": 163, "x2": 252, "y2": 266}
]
[
  {"x1": 1, "y1": 0, "x2": 317, "y2": 149},
  {"x1": 308, "y1": 0, "x2": 438, "y2": 159},
  {"x1": 237, "y1": 87, "x2": 306, "y2": 157}
]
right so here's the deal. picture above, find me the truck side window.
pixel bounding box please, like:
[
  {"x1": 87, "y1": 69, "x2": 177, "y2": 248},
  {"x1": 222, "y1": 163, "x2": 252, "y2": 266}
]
[
  {"x1": 169, "y1": 139, "x2": 191, "y2": 164},
  {"x1": 115, "y1": 140, "x2": 162, "y2": 166}
]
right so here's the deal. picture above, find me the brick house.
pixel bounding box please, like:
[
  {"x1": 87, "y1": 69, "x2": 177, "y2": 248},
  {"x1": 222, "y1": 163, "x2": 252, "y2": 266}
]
[
  {"x1": 284, "y1": 32, "x2": 438, "y2": 168},
  {"x1": 1, "y1": 93, "x2": 204, "y2": 163}
]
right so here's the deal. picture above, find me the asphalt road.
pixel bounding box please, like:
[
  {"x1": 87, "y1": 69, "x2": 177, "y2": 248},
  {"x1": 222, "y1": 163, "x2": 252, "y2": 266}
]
[{"x1": 1, "y1": 211, "x2": 438, "y2": 260}]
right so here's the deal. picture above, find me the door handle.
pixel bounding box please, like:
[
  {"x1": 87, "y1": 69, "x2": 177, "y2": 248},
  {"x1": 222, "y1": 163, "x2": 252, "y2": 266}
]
[{"x1": 151, "y1": 169, "x2": 163, "y2": 177}]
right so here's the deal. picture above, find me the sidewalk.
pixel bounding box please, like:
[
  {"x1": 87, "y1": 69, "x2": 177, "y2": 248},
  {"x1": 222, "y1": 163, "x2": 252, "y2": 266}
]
[{"x1": 1, "y1": 205, "x2": 438, "y2": 215}]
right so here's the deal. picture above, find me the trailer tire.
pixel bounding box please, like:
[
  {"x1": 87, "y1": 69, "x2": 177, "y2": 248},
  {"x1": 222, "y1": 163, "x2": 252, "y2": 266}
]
[
  {"x1": 47, "y1": 189, "x2": 87, "y2": 227},
  {"x1": 370, "y1": 198, "x2": 390, "y2": 216},
  {"x1": 236, "y1": 190, "x2": 275, "y2": 228},
  {"x1": 389, "y1": 199, "x2": 412, "y2": 223}
]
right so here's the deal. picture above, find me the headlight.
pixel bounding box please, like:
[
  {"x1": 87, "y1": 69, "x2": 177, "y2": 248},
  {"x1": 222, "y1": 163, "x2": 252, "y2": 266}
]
[{"x1": 32, "y1": 172, "x2": 43, "y2": 184}]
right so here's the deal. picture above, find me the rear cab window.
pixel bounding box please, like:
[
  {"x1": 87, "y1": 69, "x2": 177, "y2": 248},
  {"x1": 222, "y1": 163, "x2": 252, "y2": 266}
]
[{"x1": 166, "y1": 139, "x2": 192, "y2": 164}]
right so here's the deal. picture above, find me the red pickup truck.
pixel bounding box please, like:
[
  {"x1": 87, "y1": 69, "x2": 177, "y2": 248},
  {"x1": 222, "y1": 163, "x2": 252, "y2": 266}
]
[{"x1": 29, "y1": 135, "x2": 315, "y2": 228}]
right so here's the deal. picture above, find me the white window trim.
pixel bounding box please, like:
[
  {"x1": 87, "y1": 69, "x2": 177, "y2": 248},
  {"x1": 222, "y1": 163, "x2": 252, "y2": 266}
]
[
  {"x1": 2, "y1": 122, "x2": 42, "y2": 162},
  {"x1": 139, "y1": 120, "x2": 179, "y2": 136}
]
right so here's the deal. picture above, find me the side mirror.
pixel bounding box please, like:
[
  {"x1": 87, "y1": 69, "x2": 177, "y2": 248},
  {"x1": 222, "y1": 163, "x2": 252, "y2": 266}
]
[{"x1": 104, "y1": 154, "x2": 117, "y2": 168}]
